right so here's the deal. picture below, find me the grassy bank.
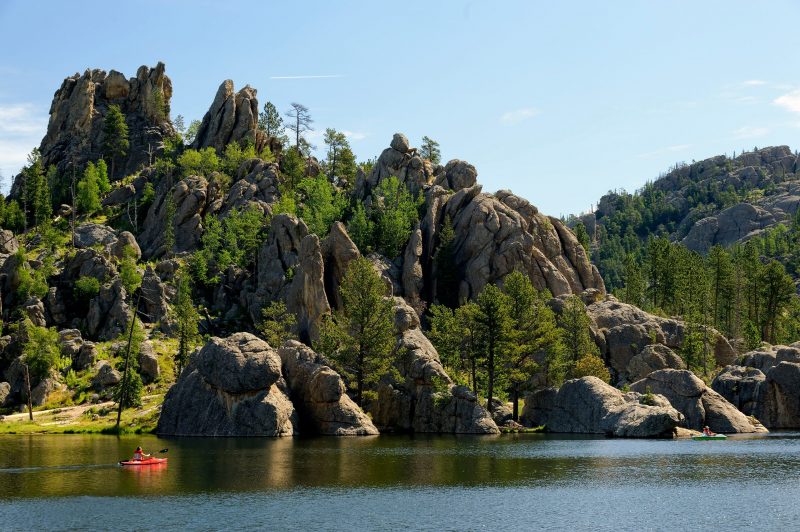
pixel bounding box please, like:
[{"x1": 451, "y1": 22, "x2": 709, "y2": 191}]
[{"x1": 0, "y1": 394, "x2": 163, "y2": 435}]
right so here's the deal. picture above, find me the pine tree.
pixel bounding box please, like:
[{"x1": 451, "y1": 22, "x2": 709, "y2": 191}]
[
  {"x1": 316, "y1": 257, "x2": 394, "y2": 406},
  {"x1": 171, "y1": 271, "x2": 200, "y2": 376},
  {"x1": 76, "y1": 162, "x2": 101, "y2": 214},
  {"x1": 475, "y1": 283, "x2": 512, "y2": 413},
  {"x1": 259, "y1": 301, "x2": 297, "y2": 347},
  {"x1": 434, "y1": 216, "x2": 459, "y2": 307},
  {"x1": 420, "y1": 136, "x2": 441, "y2": 165},
  {"x1": 102, "y1": 104, "x2": 129, "y2": 178},
  {"x1": 259, "y1": 101, "x2": 285, "y2": 139},
  {"x1": 559, "y1": 295, "x2": 599, "y2": 368}
]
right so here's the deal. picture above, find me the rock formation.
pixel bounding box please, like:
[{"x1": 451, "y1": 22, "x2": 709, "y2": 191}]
[
  {"x1": 584, "y1": 296, "x2": 735, "y2": 382},
  {"x1": 191, "y1": 80, "x2": 267, "y2": 153},
  {"x1": 17, "y1": 62, "x2": 174, "y2": 184},
  {"x1": 278, "y1": 340, "x2": 378, "y2": 435},
  {"x1": 157, "y1": 333, "x2": 298, "y2": 436},
  {"x1": 521, "y1": 377, "x2": 683, "y2": 437},
  {"x1": 630, "y1": 369, "x2": 764, "y2": 433},
  {"x1": 370, "y1": 298, "x2": 499, "y2": 434}
]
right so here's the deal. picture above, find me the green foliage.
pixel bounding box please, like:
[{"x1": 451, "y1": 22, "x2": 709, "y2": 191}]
[
  {"x1": 23, "y1": 320, "x2": 67, "y2": 381},
  {"x1": 559, "y1": 295, "x2": 599, "y2": 367},
  {"x1": 259, "y1": 301, "x2": 297, "y2": 347},
  {"x1": 259, "y1": 101, "x2": 286, "y2": 141},
  {"x1": 3, "y1": 199, "x2": 25, "y2": 232},
  {"x1": 573, "y1": 222, "x2": 590, "y2": 255},
  {"x1": 573, "y1": 354, "x2": 611, "y2": 383},
  {"x1": 77, "y1": 162, "x2": 102, "y2": 214},
  {"x1": 114, "y1": 321, "x2": 145, "y2": 409},
  {"x1": 96, "y1": 159, "x2": 111, "y2": 194},
  {"x1": 271, "y1": 193, "x2": 297, "y2": 217},
  {"x1": 74, "y1": 276, "x2": 101, "y2": 300},
  {"x1": 280, "y1": 146, "x2": 306, "y2": 189},
  {"x1": 178, "y1": 147, "x2": 220, "y2": 177},
  {"x1": 347, "y1": 203, "x2": 373, "y2": 253},
  {"x1": 184, "y1": 119, "x2": 201, "y2": 145},
  {"x1": 475, "y1": 283, "x2": 513, "y2": 411},
  {"x1": 315, "y1": 257, "x2": 395, "y2": 406},
  {"x1": 297, "y1": 173, "x2": 346, "y2": 236},
  {"x1": 163, "y1": 188, "x2": 176, "y2": 257},
  {"x1": 222, "y1": 142, "x2": 257, "y2": 176},
  {"x1": 118, "y1": 245, "x2": 142, "y2": 295},
  {"x1": 372, "y1": 176, "x2": 422, "y2": 258},
  {"x1": 20, "y1": 149, "x2": 51, "y2": 227},
  {"x1": 15, "y1": 246, "x2": 50, "y2": 300},
  {"x1": 323, "y1": 128, "x2": 357, "y2": 186},
  {"x1": 191, "y1": 204, "x2": 266, "y2": 284},
  {"x1": 102, "y1": 104, "x2": 129, "y2": 176},
  {"x1": 150, "y1": 87, "x2": 166, "y2": 122},
  {"x1": 171, "y1": 270, "x2": 200, "y2": 376},
  {"x1": 420, "y1": 136, "x2": 441, "y2": 165}
]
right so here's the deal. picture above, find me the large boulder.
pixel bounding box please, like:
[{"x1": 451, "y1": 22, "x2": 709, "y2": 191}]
[
  {"x1": 626, "y1": 344, "x2": 686, "y2": 382},
  {"x1": 520, "y1": 377, "x2": 683, "y2": 438},
  {"x1": 86, "y1": 280, "x2": 130, "y2": 340},
  {"x1": 630, "y1": 369, "x2": 764, "y2": 433},
  {"x1": 369, "y1": 298, "x2": 499, "y2": 434},
  {"x1": 321, "y1": 222, "x2": 361, "y2": 309},
  {"x1": 586, "y1": 297, "x2": 735, "y2": 381},
  {"x1": 74, "y1": 223, "x2": 117, "y2": 249},
  {"x1": 138, "y1": 341, "x2": 160, "y2": 384},
  {"x1": 191, "y1": 80, "x2": 267, "y2": 154},
  {"x1": 433, "y1": 160, "x2": 478, "y2": 192},
  {"x1": 157, "y1": 333, "x2": 297, "y2": 436},
  {"x1": 682, "y1": 203, "x2": 778, "y2": 254},
  {"x1": 0, "y1": 230, "x2": 19, "y2": 255},
  {"x1": 139, "y1": 266, "x2": 174, "y2": 332},
  {"x1": 92, "y1": 360, "x2": 121, "y2": 389},
  {"x1": 355, "y1": 133, "x2": 432, "y2": 199},
  {"x1": 757, "y1": 361, "x2": 800, "y2": 429},
  {"x1": 0, "y1": 381, "x2": 11, "y2": 407},
  {"x1": 219, "y1": 159, "x2": 280, "y2": 216},
  {"x1": 711, "y1": 365, "x2": 766, "y2": 416},
  {"x1": 278, "y1": 341, "x2": 378, "y2": 435},
  {"x1": 11, "y1": 63, "x2": 174, "y2": 185}
]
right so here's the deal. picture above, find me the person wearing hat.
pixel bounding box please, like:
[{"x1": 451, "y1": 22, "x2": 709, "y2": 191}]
[{"x1": 132, "y1": 446, "x2": 151, "y2": 461}]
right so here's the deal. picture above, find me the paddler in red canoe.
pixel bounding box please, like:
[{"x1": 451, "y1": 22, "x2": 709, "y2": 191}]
[{"x1": 132, "y1": 446, "x2": 151, "y2": 461}]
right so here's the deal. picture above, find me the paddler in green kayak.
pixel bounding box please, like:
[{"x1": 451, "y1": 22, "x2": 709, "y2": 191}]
[
  {"x1": 702, "y1": 426, "x2": 716, "y2": 437},
  {"x1": 132, "y1": 446, "x2": 152, "y2": 462}
]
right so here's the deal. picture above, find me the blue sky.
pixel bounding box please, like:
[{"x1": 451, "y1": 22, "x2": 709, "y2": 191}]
[{"x1": 1, "y1": 0, "x2": 799, "y2": 216}]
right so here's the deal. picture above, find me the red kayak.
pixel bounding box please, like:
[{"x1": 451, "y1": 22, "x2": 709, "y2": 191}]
[{"x1": 119, "y1": 458, "x2": 167, "y2": 466}]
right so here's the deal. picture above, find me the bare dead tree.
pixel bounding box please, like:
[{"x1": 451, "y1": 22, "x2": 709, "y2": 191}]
[{"x1": 285, "y1": 103, "x2": 313, "y2": 151}]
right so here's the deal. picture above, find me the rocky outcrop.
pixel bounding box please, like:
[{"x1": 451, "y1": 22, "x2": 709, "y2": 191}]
[
  {"x1": 278, "y1": 340, "x2": 378, "y2": 435},
  {"x1": 191, "y1": 80, "x2": 267, "y2": 153},
  {"x1": 0, "y1": 381, "x2": 10, "y2": 407},
  {"x1": 74, "y1": 223, "x2": 117, "y2": 248},
  {"x1": 86, "y1": 280, "x2": 130, "y2": 340},
  {"x1": 586, "y1": 297, "x2": 735, "y2": 382},
  {"x1": 433, "y1": 160, "x2": 478, "y2": 192},
  {"x1": 139, "y1": 266, "x2": 174, "y2": 331},
  {"x1": 355, "y1": 133, "x2": 433, "y2": 199},
  {"x1": 157, "y1": 333, "x2": 297, "y2": 436},
  {"x1": 682, "y1": 203, "x2": 778, "y2": 253},
  {"x1": 92, "y1": 360, "x2": 121, "y2": 389},
  {"x1": 0, "y1": 230, "x2": 19, "y2": 255},
  {"x1": 321, "y1": 222, "x2": 360, "y2": 309},
  {"x1": 139, "y1": 175, "x2": 216, "y2": 258},
  {"x1": 711, "y1": 365, "x2": 766, "y2": 416},
  {"x1": 220, "y1": 159, "x2": 280, "y2": 216},
  {"x1": 248, "y1": 215, "x2": 329, "y2": 342},
  {"x1": 757, "y1": 361, "x2": 800, "y2": 429},
  {"x1": 58, "y1": 329, "x2": 97, "y2": 371},
  {"x1": 138, "y1": 341, "x2": 160, "y2": 384},
  {"x1": 626, "y1": 344, "x2": 686, "y2": 383},
  {"x1": 370, "y1": 298, "x2": 499, "y2": 434},
  {"x1": 17, "y1": 62, "x2": 174, "y2": 183},
  {"x1": 521, "y1": 377, "x2": 683, "y2": 437},
  {"x1": 630, "y1": 369, "x2": 764, "y2": 433}
]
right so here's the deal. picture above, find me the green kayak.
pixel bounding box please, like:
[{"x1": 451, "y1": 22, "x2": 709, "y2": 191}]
[{"x1": 692, "y1": 434, "x2": 727, "y2": 440}]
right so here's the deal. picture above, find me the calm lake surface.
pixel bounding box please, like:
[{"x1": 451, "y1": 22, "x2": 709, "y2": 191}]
[{"x1": 1, "y1": 432, "x2": 799, "y2": 530}]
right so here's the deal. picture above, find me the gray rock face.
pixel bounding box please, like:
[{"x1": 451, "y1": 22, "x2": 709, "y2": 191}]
[
  {"x1": 401, "y1": 225, "x2": 424, "y2": 313},
  {"x1": 586, "y1": 297, "x2": 735, "y2": 381},
  {"x1": 285, "y1": 235, "x2": 330, "y2": 344},
  {"x1": 23, "y1": 297, "x2": 46, "y2": 327},
  {"x1": 138, "y1": 341, "x2": 160, "y2": 384},
  {"x1": 30, "y1": 377, "x2": 61, "y2": 407},
  {"x1": 139, "y1": 175, "x2": 215, "y2": 259},
  {"x1": 93, "y1": 360, "x2": 121, "y2": 389},
  {"x1": 86, "y1": 280, "x2": 130, "y2": 340},
  {"x1": 58, "y1": 329, "x2": 96, "y2": 370},
  {"x1": 220, "y1": 159, "x2": 280, "y2": 216},
  {"x1": 422, "y1": 185, "x2": 606, "y2": 302},
  {"x1": 74, "y1": 223, "x2": 117, "y2": 249},
  {"x1": 61, "y1": 248, "x2": 116, "y2": 284},
  {"x1": 757, "y1": 362, "x2": 800, "y2": 429},
  {"x1": 630, "y1": 369, "x2": 763, "y2": 433},
  {"x1": 157, "y1": 333, "x2": 297, "y2": 436},
  {"x1": 191, "y1": 80, "x2": 267, "y2": 153},
  {"x1": 711, "y1": 365, "x2": 766, "y2": 416},
  {"x1": 109, "y1": 231, "x2": 141, "y2": 261},
  {"x1": 356, "y1": 134, "x2": 433, "y2": 200},
  {"x1": 433, "y1": 159, "x2": 478, "y2": 191},
  {"x1": 370, "y1": 298, "x2": 499, "y2": 434},
  {"x1": 521, "y1": 377, "x2": 683, "y2": 437},
  {"x1": 682, "y1": 203, "x2": 777, "y2": 253},
  {"x1": 0, "y1": 381, "x2": 10, "y2": 407},
  {"x1": 0, "y1": 230, "x2": 19, "y2": 255},
  {"x1": 626, "y1": 344, "x2": 686, "y2": 383},
  {"x1": 14, "y1": 63, "x2": 173, "y2": 186},
  {"x1": 139, "y1": 266, "x2": 174, "y2": 332},
  {"x1": 278, "y1": 340, "x2": 378, "y2": 435},
  {"x1": 321, "y1": 222, "x2": 360, "y2": 310}
]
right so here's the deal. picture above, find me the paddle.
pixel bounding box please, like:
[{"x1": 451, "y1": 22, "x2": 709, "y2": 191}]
[{"x1": 157, "y1": 448, "x2": 168, "y2": 454}]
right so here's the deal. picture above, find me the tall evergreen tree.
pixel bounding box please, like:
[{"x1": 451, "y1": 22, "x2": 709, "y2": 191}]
[
  {"x1": 102, "y1": 104, "x2": 129, "y2": 178},
  {"x1": 76, "y1": 162, "x2": 101, "y2": 214},
  {"x1": 420, "y1": 136, "x2": 441, "y2": 165},
  {"x1": 259, "y1": 101, "x2": 285, "y2": 139},
  {"x1": 559, "y1": 295, "x2": 598, "y2": 367},
  {"x1": 475, "y1": 283, "x2": 512, "y2": 413}
]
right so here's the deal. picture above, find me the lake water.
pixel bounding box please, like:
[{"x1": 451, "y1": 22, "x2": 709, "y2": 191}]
[{"x1": 1, "y1": 432, "x2": 799, "y2": 530}]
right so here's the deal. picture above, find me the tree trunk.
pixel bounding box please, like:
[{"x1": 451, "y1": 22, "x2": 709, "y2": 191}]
[
  {"x1": 116, "y1": 293, "x2": 140, "y2": 430},
  {"x1": 23, "y1": 364, "x2": 33, "y2": 421},
  {"x1": 487, "y1": 335, "x2": 495, "y2": 413},
  {"x1": 512, "y1": 388, "x2": 519, "y2": 422},
  {"x1": 357, "y1": 345, "x2": 364, "y2": 407}
]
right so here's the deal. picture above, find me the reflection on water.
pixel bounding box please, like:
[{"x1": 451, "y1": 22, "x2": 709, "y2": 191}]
[{"x1": 1, "y1": 433, "x2": 799, "y2": 530}]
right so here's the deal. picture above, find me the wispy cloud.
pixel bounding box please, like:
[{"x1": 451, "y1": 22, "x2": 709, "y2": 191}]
[
  {"x1": 500, "y1": 107, "x2": 540, "y2": 125},
  {"x1": 342, "y1": 130, "x2": 366, "y2": 141},
  {"x1": 742, "y1": 79, "x2": 767, "y2": 86},
  {"x1": 732, "y1": 126, "x2": 769, "y2": 139},
  {"x1": 636, "y1": 144, "x2": 691, "y2": 159},
  {"x1": 0, "y1": 103, "x2": 47, "y2": 188},
  {"x1": 774, "y1": 89, "x2": 800, "y2": 114},
  {"x1": 269, "y1": 74, "x2": 344, "y2": 80}
]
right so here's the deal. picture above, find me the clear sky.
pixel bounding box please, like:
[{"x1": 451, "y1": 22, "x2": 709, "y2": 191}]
[{"x1": 1, "y1": 0, "x2": 799, "y2": 216}]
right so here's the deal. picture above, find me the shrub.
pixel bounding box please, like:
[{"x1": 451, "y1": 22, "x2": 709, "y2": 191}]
[
  {"x1": 74, "y1": 276, "x2": 101, "y2": 300},
  {"x1": 572, "y1": 354, "x2": 611, "y2": 383}
]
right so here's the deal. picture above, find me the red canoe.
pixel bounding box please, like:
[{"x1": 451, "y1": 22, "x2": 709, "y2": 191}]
[{"x1": 119, "y1": 458, "x2": 167, "y2": 466}]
